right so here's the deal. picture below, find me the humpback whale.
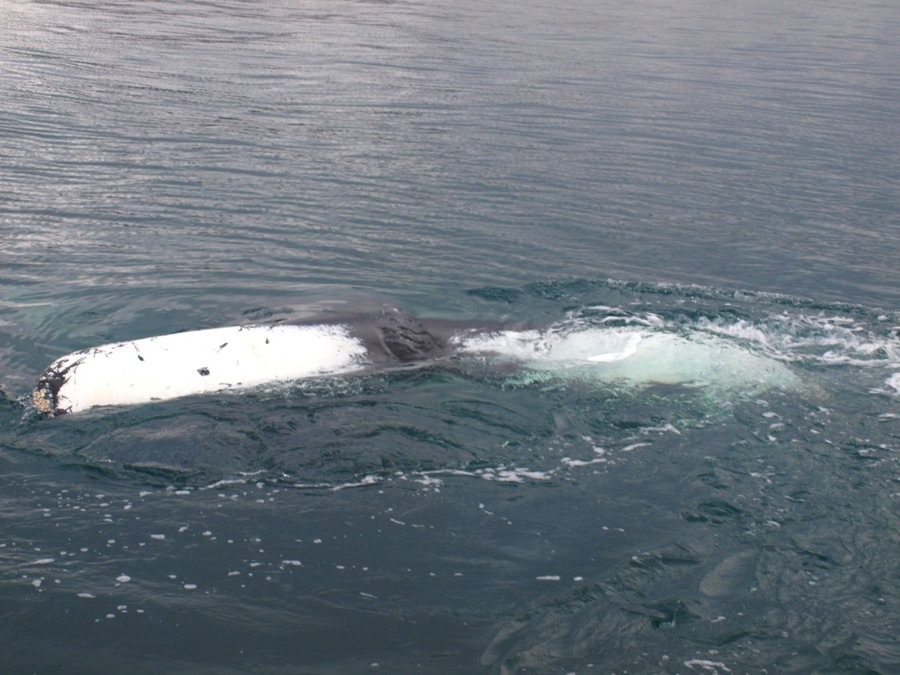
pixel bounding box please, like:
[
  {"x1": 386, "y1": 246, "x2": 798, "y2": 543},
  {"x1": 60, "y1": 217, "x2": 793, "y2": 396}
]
[{"x1": 32, "y1": 306, "x2": 801, "y2": 417}]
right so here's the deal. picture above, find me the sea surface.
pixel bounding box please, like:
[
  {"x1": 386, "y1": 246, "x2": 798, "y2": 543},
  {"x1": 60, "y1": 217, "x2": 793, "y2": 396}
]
[{"x1": 1, "y1": 1, "x2": 898, "y2": 673}]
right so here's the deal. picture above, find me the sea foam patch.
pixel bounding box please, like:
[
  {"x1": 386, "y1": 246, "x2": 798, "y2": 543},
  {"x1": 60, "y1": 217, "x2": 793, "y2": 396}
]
[
  {"x1": 455, "y1": 325, "x2": 802, "y2": 394},
  {"x1": 885, "y1": 373, "x2": 900, "y2": 396}
]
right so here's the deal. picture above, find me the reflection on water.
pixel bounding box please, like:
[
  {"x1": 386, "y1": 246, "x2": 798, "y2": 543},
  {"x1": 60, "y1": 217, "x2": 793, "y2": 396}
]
[{"x1": 1, "y1": 0, "x2": 898, "y2": 312}]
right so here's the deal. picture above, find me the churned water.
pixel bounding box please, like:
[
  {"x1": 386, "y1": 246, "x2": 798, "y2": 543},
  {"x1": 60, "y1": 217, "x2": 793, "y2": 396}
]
[{"x1": 1, "y1": 1, "x2": 898, "y2": 673}]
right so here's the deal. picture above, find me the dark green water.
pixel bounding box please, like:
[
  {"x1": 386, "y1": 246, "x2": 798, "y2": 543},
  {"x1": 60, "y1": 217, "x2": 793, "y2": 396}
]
[{"x1": 1, "y1": 1, "x2": 898, "y2": 673}]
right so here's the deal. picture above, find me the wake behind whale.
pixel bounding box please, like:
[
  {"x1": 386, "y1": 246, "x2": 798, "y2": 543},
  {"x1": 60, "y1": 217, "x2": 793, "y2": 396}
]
[
  {"x1": 32, "y1": 306, "x2": 802, "y2": 417},
  {"x1": 454, "y1": 324, "x2": 801, "y2": 393}
]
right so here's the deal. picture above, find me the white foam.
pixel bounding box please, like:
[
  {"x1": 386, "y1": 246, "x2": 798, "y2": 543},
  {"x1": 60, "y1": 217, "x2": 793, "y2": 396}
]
[
  {"x1": 478, "y1": 467, "x2": 553, "y2": 483},
  {"x1": 684, "y1": 659, "x2": 732, "y2": 673},
  {"x1": 561, "y1": 457, "x2": 606, "y2": 467},
  {"x1": 711, "y1": 313, "x2": 899, "y2": 370},
  {"x1": 621, "y1": 442, "x2": 651, "y2": 452},
  {"x1": 886, "y1": 373, "x2": 900, "y2": 396},
  {"x1": 456, "y1": 325, "x2": 801, "y2": 394},
  {"x1": 332, "y1": 474, "x2": 382, "y2": 491}
]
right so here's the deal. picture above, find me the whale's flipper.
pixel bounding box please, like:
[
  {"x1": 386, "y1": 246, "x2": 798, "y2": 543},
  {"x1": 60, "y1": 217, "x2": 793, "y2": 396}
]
[
  {"x1": 31, "y1": 307, "x2": 459, "y2": 417},
  {"x1": 32, "y1": 324, "x2": 371, "y2": 417}
]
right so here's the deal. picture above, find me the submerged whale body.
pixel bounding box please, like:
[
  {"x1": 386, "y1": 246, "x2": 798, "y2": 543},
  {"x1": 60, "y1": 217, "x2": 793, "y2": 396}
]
[{"x1": 32, "y1": 306, "x2": 801, "y2": 417}]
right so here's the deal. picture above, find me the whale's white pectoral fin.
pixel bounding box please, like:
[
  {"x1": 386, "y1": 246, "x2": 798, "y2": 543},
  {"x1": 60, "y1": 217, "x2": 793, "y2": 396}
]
[{"x1": 33, "y1": 324, "x2": 369, "y2": 417}]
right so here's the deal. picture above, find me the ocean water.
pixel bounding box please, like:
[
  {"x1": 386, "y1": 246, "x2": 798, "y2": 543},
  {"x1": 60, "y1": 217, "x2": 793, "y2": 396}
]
[{"x1": 1, "y1": 1, "x2": 898, "y2": 673}]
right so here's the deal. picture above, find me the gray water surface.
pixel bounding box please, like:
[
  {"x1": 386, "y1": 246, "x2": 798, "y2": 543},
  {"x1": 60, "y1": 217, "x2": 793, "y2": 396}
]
[{"x1": 1, "y1": 1, "x2": 898, "y2": 673}]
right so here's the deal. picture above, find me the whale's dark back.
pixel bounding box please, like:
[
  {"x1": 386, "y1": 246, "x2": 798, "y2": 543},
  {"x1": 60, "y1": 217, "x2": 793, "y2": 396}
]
[{"x1": 375, "y1": 306, "x2": 447, "y2": 362}]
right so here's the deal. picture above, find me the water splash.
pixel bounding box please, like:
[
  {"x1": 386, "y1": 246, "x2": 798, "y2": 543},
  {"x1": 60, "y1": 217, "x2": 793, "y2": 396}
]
[{"x1": 455, "y1": 322, "x2": 803, "y2": 396}]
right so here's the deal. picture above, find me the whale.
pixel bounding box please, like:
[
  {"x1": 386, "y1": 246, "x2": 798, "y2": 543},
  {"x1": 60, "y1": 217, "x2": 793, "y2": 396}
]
[{"x1": 32, "y1": 306, "x2": 802, "y2": 417}]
